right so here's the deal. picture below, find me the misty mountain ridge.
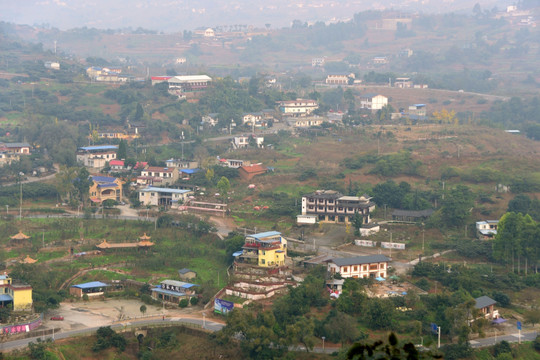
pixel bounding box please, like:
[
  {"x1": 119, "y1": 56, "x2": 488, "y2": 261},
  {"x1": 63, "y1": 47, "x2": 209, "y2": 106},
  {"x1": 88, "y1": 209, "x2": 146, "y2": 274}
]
[{"x1": 2, "y1": 0, "x2": 509, "y2": 32}]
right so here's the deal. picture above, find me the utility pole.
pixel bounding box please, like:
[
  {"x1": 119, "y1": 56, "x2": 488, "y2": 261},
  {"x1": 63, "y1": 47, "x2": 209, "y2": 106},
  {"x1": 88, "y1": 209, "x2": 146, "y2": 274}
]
[
  {"x1": 42, "y1": 229, "x2": 45, "y2": 248},
  {"x1": 437, "y1": 326, "x2": 441, "y2": 348},
  {"x1": 19, "y1": 172, "x2": 24, "y2": 220}
]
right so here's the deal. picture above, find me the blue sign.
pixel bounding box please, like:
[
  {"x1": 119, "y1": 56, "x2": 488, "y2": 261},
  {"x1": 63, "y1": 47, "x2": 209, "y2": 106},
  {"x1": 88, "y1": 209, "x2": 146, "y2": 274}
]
[
  {"x1": 214, "y1": 298, "x2": 234, "y2": 315},
  {"x1": 517, "y1": 321, "x2": 522, "y2": 330},
  {"x1": 431, "y1": 323, "x2": 439, "y2": 333}
]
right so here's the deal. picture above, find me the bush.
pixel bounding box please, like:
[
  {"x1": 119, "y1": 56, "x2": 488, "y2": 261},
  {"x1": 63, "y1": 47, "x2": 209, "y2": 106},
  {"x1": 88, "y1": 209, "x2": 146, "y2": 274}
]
[
  {"x1": 179, "y1": 299, "x2": 189, "y2": 308},
  {"x1": 533, "y1": 335, "x2": 540, "y2": 351},
  {"x1": 190, "y1": 296, "x2": 199, "y2": 306}
]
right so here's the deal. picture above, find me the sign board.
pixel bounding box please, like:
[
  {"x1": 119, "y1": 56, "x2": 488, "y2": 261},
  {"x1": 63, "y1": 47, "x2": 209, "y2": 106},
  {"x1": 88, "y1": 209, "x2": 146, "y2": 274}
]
[
  {"x1": 381, "y1": 242, "x2": 406, "y2": 250},
  {"x1": 354, "y1": 239, "x2": 376, "y2": 247},
  {"x1": 214, "y1": 298, "x2": 234, "y2": 315},
  {"x1": 431, "y1": 323, "x2": 438, "y2": 334},
  {"x1": 517, "y1": 321, "x2": 522, "y2": 330}
]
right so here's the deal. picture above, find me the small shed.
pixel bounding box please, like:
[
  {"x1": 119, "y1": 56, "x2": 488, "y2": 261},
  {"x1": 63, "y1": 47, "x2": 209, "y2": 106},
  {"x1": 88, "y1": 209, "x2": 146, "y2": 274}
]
[
  {"x1": 70, "y1": 281, "x2": 109, "y2": 298},
  {"x1": 178, "y1": 268, "x2": 197, "y2": 281}
]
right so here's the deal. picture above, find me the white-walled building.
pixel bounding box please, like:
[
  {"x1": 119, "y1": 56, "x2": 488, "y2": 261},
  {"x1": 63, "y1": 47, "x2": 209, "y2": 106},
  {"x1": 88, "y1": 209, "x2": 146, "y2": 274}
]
[{"x1": 326, "y1": 255, "x2": 390, "y2": 279}]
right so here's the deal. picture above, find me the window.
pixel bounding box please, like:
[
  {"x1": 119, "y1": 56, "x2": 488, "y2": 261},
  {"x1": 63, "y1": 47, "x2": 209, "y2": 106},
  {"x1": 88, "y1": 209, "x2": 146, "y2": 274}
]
[
  {"x1": 343, "y1": 266, "x2": 349, "y2": 273},
  {"x1": 353, "y1": 266, "x2": 358, "y2": 272},
  {"x1": 261, "y1": 259, "x2": 265, "y2": 264},
  {"x1": 363, "y1": 265, "x2": 367, "y2": 271}
]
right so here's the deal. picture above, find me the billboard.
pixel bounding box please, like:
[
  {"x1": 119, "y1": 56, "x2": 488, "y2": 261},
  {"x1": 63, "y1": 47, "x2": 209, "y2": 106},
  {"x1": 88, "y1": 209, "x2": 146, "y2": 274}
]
[
  {"x1": 381, "y1": 242, "x2": 406, "y2": 250},
  {"x1": 214, "y1": 298, "x2": 234, "y2": 314},
  {"x1": 354, "y1": 240, "x2": 376, "y2": 247}
]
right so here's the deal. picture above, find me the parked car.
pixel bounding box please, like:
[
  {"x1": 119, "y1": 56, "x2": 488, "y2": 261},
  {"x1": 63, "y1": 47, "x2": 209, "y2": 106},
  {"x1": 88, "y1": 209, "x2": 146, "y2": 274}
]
[{"x1": 50, "y1": 316, "x2": 64, "y2": 321}]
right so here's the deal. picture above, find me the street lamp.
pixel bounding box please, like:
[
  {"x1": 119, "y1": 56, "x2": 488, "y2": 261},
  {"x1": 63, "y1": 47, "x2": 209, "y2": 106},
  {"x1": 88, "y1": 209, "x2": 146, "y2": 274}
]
[{"x1": 322, "y1": 336, "x2": 325, "y2": 351}]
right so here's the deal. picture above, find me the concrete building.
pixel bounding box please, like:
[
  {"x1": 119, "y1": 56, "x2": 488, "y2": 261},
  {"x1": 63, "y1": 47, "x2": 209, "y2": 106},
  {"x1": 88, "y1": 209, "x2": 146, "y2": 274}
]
[
  {"x1": 326, "y1": 255, "x2": 390, "y2": 279},
  {"x1": 77, "y1": 145, "x2": 118, "y2": 170},
  {"x1": 0, "y1": 274, "x2": 33, "y2": 311},
  {"x1": 301, "y1": 190, "x2": 375, "y2": 224},
  {"x1": 138, "y1": 187, "x2": 192, "y2": 207}
]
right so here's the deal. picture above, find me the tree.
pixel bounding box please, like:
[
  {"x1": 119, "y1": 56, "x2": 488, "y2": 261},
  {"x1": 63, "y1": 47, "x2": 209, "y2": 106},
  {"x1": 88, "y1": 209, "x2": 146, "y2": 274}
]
[
  {"x1": 286, "y1": 317, "x2": 316, "y2": 351},
  {"x1": 140, "y1": 304, "x2": 147, "y2": 316},
  {"x1": 376, "y1": 104, "x2": 395, "y2": 123},
  {"x1": 347, "y1": 333, "x2": 423, "y2": 360},
  {"x1": 117, "y1": 140, "x2": 127, "y2": 160},
  {"x1": 525, "y1": 308, "x2": 540, "y2": 326},
  {"x1": 217, "y1": 176, "x2": 231, "y2": 199},
  {"x1": 134, "y1": 103, "x2": 144, "y2": 121},
  {"x1": 73, "y1": 167, "x2": 93, "y2": 206},
  {"x1": 441, "y1": 185, "x2": 474, "y2": 228},
  {"x1": 352, "y1": 212, "x2": 363, "y2": 236},
  {"x1": 364, "y1": 298, "x2": 395, "y2": 330}
]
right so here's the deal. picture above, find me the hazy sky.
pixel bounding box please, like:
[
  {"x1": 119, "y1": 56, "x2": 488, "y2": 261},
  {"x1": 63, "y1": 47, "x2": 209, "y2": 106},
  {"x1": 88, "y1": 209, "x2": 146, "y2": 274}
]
[{"x1": 1, "y1": 0, "x2": 507, "y2": 32}]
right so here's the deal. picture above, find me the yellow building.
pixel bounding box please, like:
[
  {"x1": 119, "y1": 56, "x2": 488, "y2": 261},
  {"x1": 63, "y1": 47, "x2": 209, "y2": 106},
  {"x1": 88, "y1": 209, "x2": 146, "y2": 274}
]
[
  {"x1": 89, "y1": 175, "x2": 123, "y2": 203},
  {"x1": 239, "y1": 231, "x2": 287, "y2": 267},
  {"x1": 0, "y1": 274, "x2": 33, "y2": 311}
]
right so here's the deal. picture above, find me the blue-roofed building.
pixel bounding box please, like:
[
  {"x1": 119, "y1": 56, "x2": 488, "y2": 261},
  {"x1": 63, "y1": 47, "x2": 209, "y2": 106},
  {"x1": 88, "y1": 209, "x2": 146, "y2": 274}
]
[
  {"x1": 89, "y1": 175, "x2": 123, "y2": 203},
  {"x1": 476, "y1": 220, "x2": 498, "y2": 240},
  {"x1": 238, "y1": 231, "x2": 287, "y2": 267},
  {"x1": 77, "y1": 145, "x2": 119, "y2": 170},
  {"x1": 138, "y1": 186, "x2": 192, "y2": 207},
  {"x1": 70, "y1": 281, "x2": 109, "y2": 298},
  {"x1": 151, "y1": 280, "x2": 198, "y2": 305}
]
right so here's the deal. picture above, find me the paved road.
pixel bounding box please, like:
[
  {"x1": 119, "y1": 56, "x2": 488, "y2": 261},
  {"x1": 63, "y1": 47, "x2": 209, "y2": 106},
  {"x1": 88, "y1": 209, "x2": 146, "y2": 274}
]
[
  {"x1": 0, "y1": 316, "x2": 224, "y2": 352},
  {"x1": 470, "y1": 331, "x2": 537, "y2": 348}
]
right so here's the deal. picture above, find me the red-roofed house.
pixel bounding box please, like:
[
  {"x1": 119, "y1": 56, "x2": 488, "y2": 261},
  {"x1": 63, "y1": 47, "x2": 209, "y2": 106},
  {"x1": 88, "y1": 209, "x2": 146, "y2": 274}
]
[
  {"x1": 109, "y1": 159, "x2": 126, "y2": 171},
  {"x1": 239, "y1": 164, "x2": 267, "y2": 181}
]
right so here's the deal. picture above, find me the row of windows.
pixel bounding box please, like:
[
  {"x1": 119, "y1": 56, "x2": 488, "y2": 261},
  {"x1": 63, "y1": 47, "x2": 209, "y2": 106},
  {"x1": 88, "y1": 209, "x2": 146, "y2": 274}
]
[{"x1": 341, "y1": 263, "x2": 385, "y2": 273}]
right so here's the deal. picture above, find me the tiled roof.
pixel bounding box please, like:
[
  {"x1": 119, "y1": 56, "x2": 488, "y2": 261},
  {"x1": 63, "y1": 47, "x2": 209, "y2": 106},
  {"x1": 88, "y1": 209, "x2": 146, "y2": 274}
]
[
  {"x1": 71, "y1": 281, "x2": 109, "y2": 289},
  {"x1": 330, "y1": 255, "x2": 390, "y2": 267},
  {"x1": 239, "y1": 164, "x2": 267, "y2": 173},
  {"x1": 475, "y1": 296, "x2": 496, "y2": 309}
]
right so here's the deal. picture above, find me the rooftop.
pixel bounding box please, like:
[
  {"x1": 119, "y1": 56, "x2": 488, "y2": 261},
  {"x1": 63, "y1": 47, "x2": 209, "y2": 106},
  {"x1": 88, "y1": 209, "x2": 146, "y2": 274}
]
[
  {"x1": 330, "y1": 255, "x2": 391, "y2": 267},
  {"x1": 161, "y1": 280, "x2": 198, "y2": 288},
  {"x1": 248, "y1": 231, "x2": 282, "y2": 240},
  {"x1": 475, "y1": 296, "x2": 496, "y2": 309},
  {"x1": 138, "y1": 187, "x2": 191, "y2": 195},
  {"x1": 92, "y1": 175, "x2": 118, "y2": 183},
  {"x1": 79, "y1": 145, "x2": 118, "y2": 151},
  {"x1": 71, "y1": 281, "x2": 109, "y2": 289}
]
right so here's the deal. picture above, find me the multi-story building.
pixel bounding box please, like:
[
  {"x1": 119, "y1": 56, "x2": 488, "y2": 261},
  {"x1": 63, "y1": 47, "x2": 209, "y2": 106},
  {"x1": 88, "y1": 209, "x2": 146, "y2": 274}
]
[
  {"x1": 138, "y1": 166, "x2": 179, "y2": 186},
  {"x1": 138, "y1": 187, "x2": 192, "y2": 207},
  {"x1": 301, "y1": 190, "x2": 375, "y2": 224},
  {"x1": 359, "y1": 94, "x2": 388, "y2": 111},
  {"x1": 89, "y1": 176, "x2": 123, "y2": 203},
  {"x1": 277, "y1": 99, "x2": 319, "y2": 117},
  {"x1": 238, "y1": 231, "x2": 287, "y2": 267},
  {"x1": 326, "y1": 255, "x2": 390, "y2": 279},
  {"x1": 167, "y1": 75, "x2": 212, "y2": 92},
  {"x1": 77, "y1": 145, "x2": 118, "y2": 170},
  {"x1": 0, "y1": 273, "x2": 33, "y2": 311}
]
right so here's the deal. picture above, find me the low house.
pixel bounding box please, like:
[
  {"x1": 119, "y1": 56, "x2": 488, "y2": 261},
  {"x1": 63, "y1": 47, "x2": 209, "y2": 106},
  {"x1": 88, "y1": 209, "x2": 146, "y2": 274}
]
[
  {"x1": 360, "y1": 223, "x2": 380, "y2": 236},
  {"x1": 165, "y1": 159, "x2": 199, "y2": 169},
  {"x1": 44, "y1": 61, "x2": 60, "y2": 70},
  {"x1": 238, "y1": 163, "x2": 267, "y2": 181},
  {"x1": 474, "y1": 296, "x2": 499, "y2": 320},
  {"x1": 287, "y1": 116, "x2": 325, "y2": 128},
  {"x1": 178, "y1": 268, "x2": 197, "y2": 281},
  {"x1": 138, "y1": 187, "x2": 192, "y2": 207},
  {"x1": 407, "y1": 104, "x2": 427, "y2": 121},
  {"x1": 326, "y1": 255, "x2": 390, "y2": 279},
  {"x1": 373, "y1": 56, "x2": 389, "y2": 65},
  {"x1": 70, "y1": 281, "x2": 109, "y2": 298},
  {"x1": 237, "y1": 231, "x2": 287, "y2": 267},
  {"x1": 325, "y1": 73, "x2": 354, "y2": 85},
  {"x1": 277, "y1": 99, "x2": 319, "y2": 117},
  {"x1": 232, "y1": 134, "x2": 264, "y2": 149},
  {"x1": 359, "y1": 94, "x2": 388, "y2": 111},
  {"x1": 202, "y1": 113, "x2": 219, "y2": 127},
  {"x1": 0, "y1": 152, "x2": 20, "y2": 167},
  {"x1": 151, "y1": 280, "x2": 198, "y2": 305},
  {"x1": 0, "y1": 273, "x2": 33, "y2": 311},
  {"x1": 394, "y1": 77, "x2": 412, "y2": 88},
  {"x1": 326, "y1": 279, "x2": 344, "y2": 295},
  {"x1": 242, "y1": 112, "x2": 263, "y2": 125},
  {"x1": 109, "y1": 160, "x2": 127, "y2": 171},
  {"x1": 219, "y1": 158, "x2": 246, "y2": 168},
  {"x1": 391, "y1": 209, "x2": 434, "y2": 222},
  {"x1": 476, "y1": 220, "x2": 499, "y2": 240},
  {"x1": 89, "y1": 176, "x2": 123, "y2": 203},
  {"x1": 0, "y1": 142, "x2": 31, "y2": 154}
]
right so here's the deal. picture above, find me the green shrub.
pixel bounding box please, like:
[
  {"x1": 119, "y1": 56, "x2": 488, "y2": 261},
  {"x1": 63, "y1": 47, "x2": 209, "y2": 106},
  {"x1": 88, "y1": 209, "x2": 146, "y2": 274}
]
[{"x1": 179, "y1": 299, "x2": 189, "y2": 308}]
